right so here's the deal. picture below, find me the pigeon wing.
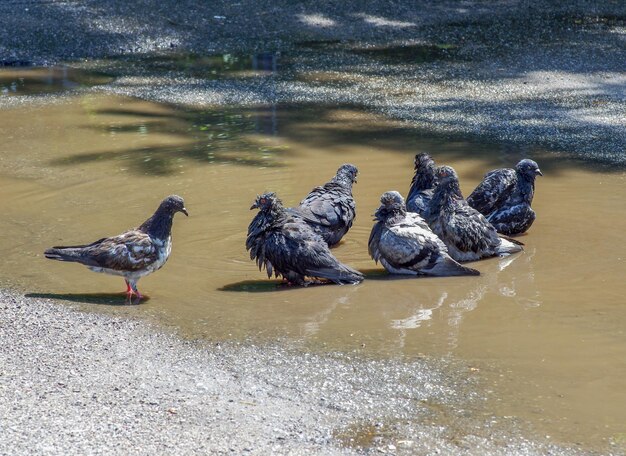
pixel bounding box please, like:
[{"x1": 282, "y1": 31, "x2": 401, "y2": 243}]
[
  {"x1": 447, "y1": 202, "x2": 501, "y2": 255},
  {"x1": 368, "y1": 221, "x2": 385, "y2": 263},
  {"x1": 267, "y1": 221, "x2": 362, "y2": 283},
  {"x1": 380, "y1": 221, "x2": 442, "y2": 270},
  {"x1": 467, "y1": 168, "x2": 516, "y2": 215},
  {"x1": 295, "y1": 185, "x2": 341, "y2": 227},
  {"x1": 82, "y1": 231, "x2": 159, "y2": 271}
]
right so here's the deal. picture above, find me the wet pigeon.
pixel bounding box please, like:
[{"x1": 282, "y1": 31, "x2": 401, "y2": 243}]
[
  {"x1": 44, "y1": 195, "x2": 188, "y2": 299},
  {"x1": 290, "y1": 164, "x2": 358, "y2": 247},
  {"x1": 427, "y1": 166, "x2": 523, "y2": 262},
  {"x1": 247, "y1": 192, "x2": 364, "y2": 286},
  {"x1": 369, "y1": 191, "x2": 479, "y2": 276},
  {"x1": 467, "y1": 159, "x2": 542, "y2": 235},
  {"x1": 406, "y1": 153, "x2": 438, "y2": 217}
]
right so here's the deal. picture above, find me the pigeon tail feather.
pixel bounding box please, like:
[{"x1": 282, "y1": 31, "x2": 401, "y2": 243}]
[
  {"x1": 44, "y1": 247, "x2": 87, "y2": 263},
  {"x1": 307, "y1": 266, "x2": 364, "y2": 285},
  {"x1": 44, "y1": 237, "x2": 108, "y2": 266},
  {"x1": 429, "y1": 258, "x2": 480, "y2": 277},
  {"x1": 496, "y1": 238, "x2": 524, "y2": 255},
  {"x1": 498, "y1": 234, "x2": 525, "y2": 246}
]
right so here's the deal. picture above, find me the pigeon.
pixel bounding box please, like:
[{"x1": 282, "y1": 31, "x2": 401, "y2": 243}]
[
  {"x1": 467, "y1": 159, "x2": 542, "y2": 235},
  {"x1": 289, "y1": 163, "x2": 358, "y2": 247},
  {"x1": 369, "y1": 191, "x2": 479, "y2": 276},
  {"x1": 247, "y1": 192, "x2": 364, "y2": 286},
  {"x1": 427, "y1": 166, "x2": 523, "y2": 262},
  {"x1": 406, "y1": 153, "x2": 438, "y2": 217},
  {"x1": 44, "y1": 195, "x2": 188, "y2": 299}
]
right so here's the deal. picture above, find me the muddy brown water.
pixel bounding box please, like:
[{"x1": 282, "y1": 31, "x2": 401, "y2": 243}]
[{"x1": 1, "y1": 71, "x2": 625, "y2": 452}]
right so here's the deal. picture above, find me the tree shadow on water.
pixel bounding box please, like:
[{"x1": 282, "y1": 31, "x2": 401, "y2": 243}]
[
  {"x1": 49, "y1": 97, "x2": 625, "y2": 179},
  {"x1": 50, "y1": 106, "x2": 289, "y2": 176}
]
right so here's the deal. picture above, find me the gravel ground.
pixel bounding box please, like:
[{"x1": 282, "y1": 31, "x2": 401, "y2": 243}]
[{"x1": 0, "y1": 289, "x2": 590, "y2": 455}]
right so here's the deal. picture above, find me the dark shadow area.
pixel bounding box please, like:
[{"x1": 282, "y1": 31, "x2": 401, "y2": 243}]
[
  {"x1": 219, "y1": 280, "x2": 285, "y2": 292},
  {"x1": 219, "y1": 279, "x2": 351, "y2": 292},
  {"x1": 359, "y1": 268, "x2": 474, "y2": 280},
  {"x1": 26, "y1": 292, "x2": 148, "y2": 306},
  {"x1": 349, "y1": 43, "x2": 458, "y2": 64}
]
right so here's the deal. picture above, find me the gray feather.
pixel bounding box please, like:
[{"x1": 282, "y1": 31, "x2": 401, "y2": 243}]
[
  {"x1": 369, "y1": 191, "x2": 479, "y2": 277},
  {"x1": 247, "y1": 192, "x2": 364, "y2": 285},
  {"x1": 406, "y1": 153, "x2": 438, "y2": 218},
  {"x1": 291, "y1": 164, "x2": 358, "y2": 247},
  {"x1": 428, "y1": 167, "x2": 523, "y2": 262},
  {"x1": 467, "y1": 159, "x2": 541, "y2": 235}
]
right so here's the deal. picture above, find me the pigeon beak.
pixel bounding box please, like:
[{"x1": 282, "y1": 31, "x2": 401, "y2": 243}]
[
  {"x1": 536, "y1": 169, "x2": 543, "y2": 176},
  {"x1": 250, "y1": 203, "x2": 258, "y2": 210},
  {"x1": 181, "y1": 207, "x2": 189, "y2": 216}
]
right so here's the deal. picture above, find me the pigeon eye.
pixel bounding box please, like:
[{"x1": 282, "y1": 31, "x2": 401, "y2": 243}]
[{"x1": 260, "y1": 198, "x2": 266, "y2": 204}]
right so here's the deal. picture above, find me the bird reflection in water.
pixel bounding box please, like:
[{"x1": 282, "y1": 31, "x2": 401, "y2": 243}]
[{"x1": 387, "y1": 251, "x2": 540, "y2": 353}]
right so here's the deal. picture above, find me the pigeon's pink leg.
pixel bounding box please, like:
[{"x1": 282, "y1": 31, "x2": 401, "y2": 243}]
[
  {"x1": 129, "y1": 281, "x2": 142, "y2": 300},
  {"x1": 125, "y1": 280, "x2": 133, "y2": 295}
]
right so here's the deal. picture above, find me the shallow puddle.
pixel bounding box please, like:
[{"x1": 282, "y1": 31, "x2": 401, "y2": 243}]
[
  {"x1": 114, "y1": 52, "x2": 280, "y2": 79},
  {"x1": 0, "y1": 67, "x2": 111, "y2": 96},
  {"x1": 0, "y1": 71, "x2": 625, "y2": 452}
]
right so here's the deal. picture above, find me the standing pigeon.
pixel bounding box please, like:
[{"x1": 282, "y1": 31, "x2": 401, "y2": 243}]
[
  {"x1": 289, "y1": 164, "x2": 358, "y2": 247},
  {"x1": 427, "y1": 166, "x2": 523, "y2": 262},
  {"x1": 369, "y1": 191, "x2": 479, "y2": 276},
  {"x1": 406, "y1": 153, "x2": 438, "y2": 217},
  {"x1": 467, "y1": 159, "x2": 542, "y2": 235},
  {"x1": 247, "y1": 192, "x2": 364, "y2": 286},
  {"x1": 44, "y1": 195, "x2": 188, "y2": 299}
]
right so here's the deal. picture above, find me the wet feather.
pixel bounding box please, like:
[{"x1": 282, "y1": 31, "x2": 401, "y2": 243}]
[
  {"x1": 289, "y1": 164, "x2": 358, "y2": 247},
  {"x1": 467, "y1": 159, "x2": 542, "y2": 235},
  {"x1": 369, "y1": 191, "x2": 479, "y2": 276},
  {"x1": 247, "y1": 192, "x2": 363, "y2": 285}
]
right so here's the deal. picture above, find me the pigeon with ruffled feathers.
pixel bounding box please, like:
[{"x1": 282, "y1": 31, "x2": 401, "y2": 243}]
[
  {"x1": 427, "y1": 166, "x2": 523, "y2": 262},
  {"x1": 44, "y1": 195, "x2": 188, "y2": 299},
  {"x1": 369, "y1": 191, "x2": 479, "y2": 276},
  {"x1": 290, "y1": 164, "x2": 357, "y2": 247},
  {"x1": 247, "y1": 192, "x2": 364, "y2": 286},
  {"x1": 467, "y1": 159, "x2": 542, "y2": 235},
  {"x1": 406, "y1": 153, "x2": 438, "y2": 217}
]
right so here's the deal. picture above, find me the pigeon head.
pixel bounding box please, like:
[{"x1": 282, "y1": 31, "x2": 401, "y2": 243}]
[
  {"x1": 516, "y1": 159, "x2": 543, "y2": 179},
  {"x1": 333, "y1": 164, "x2": 359, "y2": 185},
  {"x1": 410, "y1": 152, "x2": 437, "y2": 190},
  {"x1": 375, "y1": 191, "x2": 406, "y2": 221},
  {"x1": 159, "y1": 195, "x2": 188, "y2": 216},
  {"x1": 250, "y1": 192, "x2": 282, "y2": 212},
  {"x1": 139, "y1": 195, "x2": 187, "y2": 238},
  {"x1": 414, "y1": 153, "x2": 435, "y2": 171},
  {"x1": 436, "y1": 165, "x2": 458, "y2": 181},
  {"x1": 433, "y1": 166, "x2": 463, "y2": 199},
  {"x1": 381, "y1": 190, "x2": 405, "y2": 206}
]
